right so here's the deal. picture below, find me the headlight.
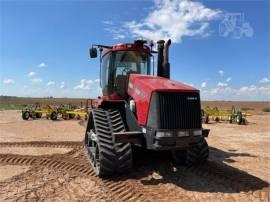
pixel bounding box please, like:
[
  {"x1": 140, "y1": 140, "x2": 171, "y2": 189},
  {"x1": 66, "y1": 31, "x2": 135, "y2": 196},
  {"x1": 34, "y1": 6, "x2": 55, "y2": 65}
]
[
  {"x1": 177, "y1": 131, "x2": 189, "y2": 137},
  {"x1": 193, "y1": 130, "x2": 202, "y2": 136},
  {"x1": 156, "y1": 131, "x2": 173, "y2": 138}
]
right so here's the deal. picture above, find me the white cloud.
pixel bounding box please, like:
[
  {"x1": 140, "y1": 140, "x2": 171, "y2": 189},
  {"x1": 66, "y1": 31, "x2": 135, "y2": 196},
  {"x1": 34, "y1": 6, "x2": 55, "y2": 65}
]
[
  {"x1": 60, "y1": 81, "x2": 65, "y2": 89},
  {"x1": 259, "y1": 77, "x2": 270, "y2": 84},
  {"x1": 238, "y1": 85, "x2": 270, "y2": 96},
  {"x1": 47, "y1": 81, "x2": 55, "y2": 86},
  {"x1": 30, "y1": 78, "x2": 43, "y2": 84},
  {"x1": 38, "y1": 63, "x2": 46, "y2": 68},
  {"x1": 102, "y1": 20, "x2": 113, "y2": 25},
  {"x1": 27, "y1": 71, "x2": 36, "y2": 77},
  {"x1": 218, "y1": 70, "x2": 224, "y2": 76},
  {"x1": 201, "y1": 84, "x2": 270, "y2": 101},
  {"x1": 201, "y1": 81, "x2": 207, "y2": 88},
  {"x1": 3, "y1": 79, "x2": 15, "y2": 85},
  {"x1": 217, "y1": 82, "x2": 228, "y2": 87},
  {"x1": 226, "y1": 77, "x2": 231, "y2": 82},
  {"x1": 74, "y1": 79, "x2": 99, "y2": 90},
  {"x1": 257, "y1": 86, "x2": 270, "y2": 95},
  {"x1": 239, "y1": 85, "x2": 256, "y2": 93},
  {"x1": 113, "y1": 34, "x2": 126, "y2": 40},
  {"x1": 104, "y1": 27, "x2": 127, "y2": 40},
  {"x1": 121, "y1": 0, "x2": 222, "y2": 43}
]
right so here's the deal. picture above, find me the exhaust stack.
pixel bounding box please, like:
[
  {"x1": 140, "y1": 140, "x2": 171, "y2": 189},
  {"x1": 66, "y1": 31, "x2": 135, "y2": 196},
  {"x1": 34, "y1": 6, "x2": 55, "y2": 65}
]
[
  {"x1": 163, "y1": 39, "x2": 171, "y2": 79},
  {"x1": 157, "y1": 39, "x2": 171, "y2": 79},
  {"x1": 157, "y1": 40, "x2": 165, "y2": 78}
]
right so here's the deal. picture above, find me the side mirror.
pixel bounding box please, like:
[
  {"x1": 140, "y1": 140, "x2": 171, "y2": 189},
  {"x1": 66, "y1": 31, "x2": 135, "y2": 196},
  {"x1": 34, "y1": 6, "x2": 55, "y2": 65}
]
[{"x1": 89, "y1": 47, "x2": 97, "y2": 58}]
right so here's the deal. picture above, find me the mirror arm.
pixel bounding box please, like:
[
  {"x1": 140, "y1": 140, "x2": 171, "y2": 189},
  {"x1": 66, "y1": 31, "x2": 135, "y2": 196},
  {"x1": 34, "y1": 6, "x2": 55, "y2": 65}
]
[
  {"x1": 99, "y1": 47, "x2": 103, "y2": 87},
  {"x1": 93, "y1": 44, "x2": 113, "y2": 49}
]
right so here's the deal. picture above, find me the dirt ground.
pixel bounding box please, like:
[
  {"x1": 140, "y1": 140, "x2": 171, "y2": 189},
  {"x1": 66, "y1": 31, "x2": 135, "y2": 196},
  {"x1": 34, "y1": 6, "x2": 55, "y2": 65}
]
[{"x1": 0, "y1": 110, "x2": 269, "y2": 201}]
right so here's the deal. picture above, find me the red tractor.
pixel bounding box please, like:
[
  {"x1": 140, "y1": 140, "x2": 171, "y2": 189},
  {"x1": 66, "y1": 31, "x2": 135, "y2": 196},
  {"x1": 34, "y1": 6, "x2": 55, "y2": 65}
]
[{"x1": 85, "y1": 39, "x2": 210, "y2": 177}]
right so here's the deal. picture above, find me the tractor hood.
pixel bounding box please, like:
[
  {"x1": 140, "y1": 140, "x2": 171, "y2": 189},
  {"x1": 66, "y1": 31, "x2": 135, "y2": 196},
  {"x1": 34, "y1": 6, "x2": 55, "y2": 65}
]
[
  {"x1": 128, "y1": 74, "x2": 199, "y2": 93},
  {"x1": 128, "y1": 74, "x2": 199, "y2": 126}
]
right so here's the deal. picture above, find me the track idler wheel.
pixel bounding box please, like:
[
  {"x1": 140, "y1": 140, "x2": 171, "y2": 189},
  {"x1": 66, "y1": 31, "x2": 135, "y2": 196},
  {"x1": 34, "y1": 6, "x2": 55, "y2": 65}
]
[{"x1": 84, "y1": 108, "x2": 133, "y2": 177}]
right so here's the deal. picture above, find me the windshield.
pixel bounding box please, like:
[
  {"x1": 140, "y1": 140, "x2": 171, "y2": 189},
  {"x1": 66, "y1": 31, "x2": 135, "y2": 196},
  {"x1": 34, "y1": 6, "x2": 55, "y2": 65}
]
[
  {"x1": 100, "y1": 51, "x2": 150, "y2": 96},
  {"x1": 112, "y1": 51, "x2": 150, "y2": 95},
  {"x1": 113, "y1": 51, "x2": 150, "y2": 77}
]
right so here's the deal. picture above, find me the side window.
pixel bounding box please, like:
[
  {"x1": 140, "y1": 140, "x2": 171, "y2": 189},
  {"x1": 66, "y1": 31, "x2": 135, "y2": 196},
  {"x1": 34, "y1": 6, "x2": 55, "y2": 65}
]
[{"x1": 101, "y1": 54, "x2": 110, "y2": 95}]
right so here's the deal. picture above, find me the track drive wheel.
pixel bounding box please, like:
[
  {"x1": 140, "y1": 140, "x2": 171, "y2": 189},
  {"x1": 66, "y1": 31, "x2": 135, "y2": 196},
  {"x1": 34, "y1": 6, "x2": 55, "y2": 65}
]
[
  {"x1": 85, "y1": 108, "x2": 132, "y2": 177},
  {"x1": 172, "y1": 138, "x2": 209, "y2": 166},
  {"x1": 22, "y1": 111, "x2": 30, "y2": 120}
]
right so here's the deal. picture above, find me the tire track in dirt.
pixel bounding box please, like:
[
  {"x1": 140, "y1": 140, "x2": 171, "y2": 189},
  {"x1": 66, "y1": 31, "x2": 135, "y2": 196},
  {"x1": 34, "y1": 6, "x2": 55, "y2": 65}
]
[
  {"x1": 0, "y1": 141, "x2": 83, "y2": 149},
  {"x1": 0, "y1": 166, "x2": 109, "y2": 201},
  {"x1": 0, "y1": 153, "x2": 94, "y2": 177},
  {"x1": 0, "y1": 153, "x2": 145, "y2": 201},
  {"x1": 0, "y1": 152, "x2": 149, "y2": 201},
  {"x1": 1, "y1": 147, "x2": 269, "y2": 201}
]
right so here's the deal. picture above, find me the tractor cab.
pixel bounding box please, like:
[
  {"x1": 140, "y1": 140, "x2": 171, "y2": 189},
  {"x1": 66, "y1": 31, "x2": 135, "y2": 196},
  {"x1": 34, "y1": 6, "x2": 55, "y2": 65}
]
[{"x1": 90, "y1": 40, "x2": 151, "y2": 97}]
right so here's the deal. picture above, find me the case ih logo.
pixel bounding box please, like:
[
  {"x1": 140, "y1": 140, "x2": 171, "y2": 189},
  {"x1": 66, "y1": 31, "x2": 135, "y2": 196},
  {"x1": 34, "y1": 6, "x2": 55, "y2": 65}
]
[{"x1": 187, "y1": 97, "x2": 197, "y2": 100}]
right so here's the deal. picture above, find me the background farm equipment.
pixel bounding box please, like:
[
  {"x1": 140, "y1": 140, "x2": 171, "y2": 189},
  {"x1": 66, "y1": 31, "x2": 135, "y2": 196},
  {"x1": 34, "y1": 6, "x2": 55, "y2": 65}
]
[
  {"x1": 57, "y1": 104, "x2": 88, "y2": 120},
  {"x1": 201, "y1": 105, "x2": 250, "y2": 125},
  {"x1": 22, "y1": 103, "x2": 43, "y2": 120},
  {"x1": 22, "y1": 103, "x2": 88, "y2": 121}
]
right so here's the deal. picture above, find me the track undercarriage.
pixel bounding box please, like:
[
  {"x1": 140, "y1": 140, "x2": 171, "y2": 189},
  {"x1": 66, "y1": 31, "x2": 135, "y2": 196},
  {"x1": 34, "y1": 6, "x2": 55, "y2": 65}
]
[{"x1": 85, "y1": 108, "x2": 209, "y2": 176}]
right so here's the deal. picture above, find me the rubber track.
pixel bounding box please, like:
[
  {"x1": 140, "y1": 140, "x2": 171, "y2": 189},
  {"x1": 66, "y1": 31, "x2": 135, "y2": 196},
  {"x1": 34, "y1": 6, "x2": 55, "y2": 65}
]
[
  {"x1": 186, "y1": 138, "x2": 209, "y2": 166},
  {"x1": 0, "y1": 141, "x2": 83, "y2": 149},
  {"x1": 88, "y1": 108, "x2": 132, "y2": 175}
]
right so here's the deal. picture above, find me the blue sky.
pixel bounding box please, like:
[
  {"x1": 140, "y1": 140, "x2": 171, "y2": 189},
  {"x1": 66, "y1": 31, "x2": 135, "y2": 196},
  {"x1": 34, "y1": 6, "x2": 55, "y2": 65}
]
[{"x1": 0, "y1": 0, "x2": 269, "y2": 101}]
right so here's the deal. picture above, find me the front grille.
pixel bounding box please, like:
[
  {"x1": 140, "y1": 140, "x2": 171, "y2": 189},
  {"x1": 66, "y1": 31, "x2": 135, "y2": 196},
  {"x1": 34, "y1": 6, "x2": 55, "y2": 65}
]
[{"x1": 147, "y1": 92, "x2": 201, "y2": 129}]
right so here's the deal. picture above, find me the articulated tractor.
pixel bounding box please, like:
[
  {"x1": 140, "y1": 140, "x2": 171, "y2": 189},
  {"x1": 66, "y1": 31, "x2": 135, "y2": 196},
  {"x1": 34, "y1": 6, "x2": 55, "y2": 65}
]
[{"x1": 85, "y1": 39, "x2": 210, "y2": 176}]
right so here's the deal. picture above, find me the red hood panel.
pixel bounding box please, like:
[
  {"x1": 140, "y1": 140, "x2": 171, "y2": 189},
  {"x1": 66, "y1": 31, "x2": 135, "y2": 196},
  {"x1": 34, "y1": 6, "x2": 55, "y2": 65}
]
[
  {"x1": 129, "y1": 74, "x2": 199, "y2": 93},
  {"x1": 128, "y1": 74, "x2": 199, "y2": 126}
]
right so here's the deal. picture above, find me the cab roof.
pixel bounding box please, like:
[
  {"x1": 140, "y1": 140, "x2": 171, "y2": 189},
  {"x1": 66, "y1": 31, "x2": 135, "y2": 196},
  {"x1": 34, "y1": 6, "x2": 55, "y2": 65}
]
[{"x1": 102, "y1": 43, "x2": 151, "y2": 57}]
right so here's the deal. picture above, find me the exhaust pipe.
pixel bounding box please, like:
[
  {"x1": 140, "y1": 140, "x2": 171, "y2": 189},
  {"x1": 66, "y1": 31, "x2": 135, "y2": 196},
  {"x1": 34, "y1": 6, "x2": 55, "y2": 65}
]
[
  {"x1": 157, "y1": 40, "x2": 165, "y2": 78},
  {"x1": 163, "y1": 39, "x2": 171, "y2": 79},
  {"x1": 157, "y1": 39, "x2": 171, "y2": 79}
]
